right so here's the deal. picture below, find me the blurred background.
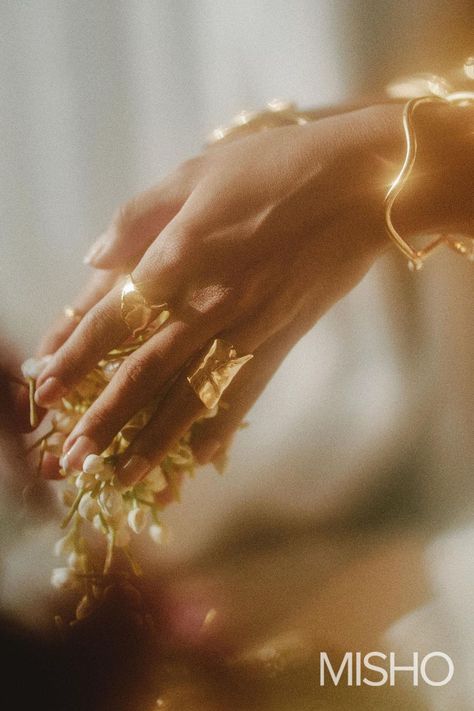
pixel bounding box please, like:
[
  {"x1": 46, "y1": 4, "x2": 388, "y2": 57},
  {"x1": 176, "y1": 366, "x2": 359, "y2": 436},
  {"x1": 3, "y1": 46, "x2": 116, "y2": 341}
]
[{"x1": 0, "y1": 2, "x2": 473, "y2": 709}]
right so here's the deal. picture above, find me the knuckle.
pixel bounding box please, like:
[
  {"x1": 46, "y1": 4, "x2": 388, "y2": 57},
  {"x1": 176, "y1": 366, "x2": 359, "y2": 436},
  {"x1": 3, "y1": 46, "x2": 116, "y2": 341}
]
[
  {"x1": 120, "y1": 350, "x2": 162, "y2": 388},
  {"x1": 81, "y1": 307, "x2": 117, "y2": 351},
  {"x1": 175, "y1": 156, "x2": 202, "y2": 179},
  {"x1": 121, "y1": 357, "x2": 146, "y2": 387},
  {"x1": 193, "y1": 283, "x2": 243, "y2": 320},
  {"x1": 113, "y1": 197, "x2": 140, "y2": 237}
]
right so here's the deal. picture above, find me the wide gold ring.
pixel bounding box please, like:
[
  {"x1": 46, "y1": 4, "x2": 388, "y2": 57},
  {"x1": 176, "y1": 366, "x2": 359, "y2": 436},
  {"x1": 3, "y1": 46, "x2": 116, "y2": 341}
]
[
  {"x1": 120, "y1": 274, "x2": 169, "y2": 337},
  {"x1": 187, "y1": 338, "x2": 253, "y2": 409}
]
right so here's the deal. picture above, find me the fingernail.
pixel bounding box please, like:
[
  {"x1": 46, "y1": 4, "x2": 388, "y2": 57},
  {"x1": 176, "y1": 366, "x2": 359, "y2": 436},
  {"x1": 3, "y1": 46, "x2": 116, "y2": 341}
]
[
  {"x1": 117, "y1": 454, "x2": 151, "y2": 485},
  {"x1": 34, "y1": 376, "x2": 67, "y2": 407},
  {"x1": 195, "y1": 439, "x2": 221, "y2": 465},
  {"x1": 83, "y1": 232, "x2": 108, "y2": 266},
  {"x1": 63, "y1": 435, "x2": 99, "y2": 471}
]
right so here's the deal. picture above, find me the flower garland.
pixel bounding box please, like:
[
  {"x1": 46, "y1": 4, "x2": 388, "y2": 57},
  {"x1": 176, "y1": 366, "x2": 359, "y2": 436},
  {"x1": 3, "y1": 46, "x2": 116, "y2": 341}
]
[{"x1": 22, "y1": 320, "x2": 218, "y2": 626}]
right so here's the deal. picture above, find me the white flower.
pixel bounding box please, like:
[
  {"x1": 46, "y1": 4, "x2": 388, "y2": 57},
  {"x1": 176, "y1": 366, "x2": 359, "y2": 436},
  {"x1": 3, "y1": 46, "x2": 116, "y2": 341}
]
[
  {"x1": 51, "y1": 567, "x2": 76, "y2": 590},
  {"x1": 75, "y1": 471, "x2": 96, "y2": 490},
  {"x1": 149, "y1": 524, "x2": 164, "y2": 545},
  {"x1": 144, "y1": 465, "x2": 167, "y2": 493},
  {"x1": 102, "y1": 359, "x2": 122, "y2": 381},
  {"x1": 92, "y1": 514, "x2": 104, "y2": 532},
  {"x1": 82, "y1": 454, "x2": 105, "y2": 474},
  {"x1": 67, "y1": 551, "x2": 86, "y2": 572},
  {"x1": 128, "y1": 507, "x2": 148, "y2": 534},
  {"x1": 21, "y1": 355, "x2": 51, "y2": 380},
  {"x1": 99, "y1": 483, "x2": 123, "y2": 518},
  {"x1": 53, "y1": 534, "x2": 74, "y2": 557},
  {"x1": 78, "y1": 491, "x2": 99, "y2": 520}
]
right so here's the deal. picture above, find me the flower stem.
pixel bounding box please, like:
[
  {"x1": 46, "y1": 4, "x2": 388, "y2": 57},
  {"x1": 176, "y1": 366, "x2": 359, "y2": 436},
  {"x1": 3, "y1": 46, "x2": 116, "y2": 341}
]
[{"x1": 28, "y1": 377, "x2": 38, "y2": 428}]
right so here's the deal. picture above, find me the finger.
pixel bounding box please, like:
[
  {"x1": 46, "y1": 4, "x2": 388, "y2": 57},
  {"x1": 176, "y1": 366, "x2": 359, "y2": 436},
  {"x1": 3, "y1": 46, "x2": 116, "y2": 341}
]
[
  {"x1": 115, "y1": 324, "x2": 265, "y2": 487},
  {"x1": 33, "y1": 271, "x2": 178, "y2": 409},
  {"x1": 191, "y1": 323, "x2": 304, "y2": 467},
  {"x1": 34, "y1": 219, "x2": 190, "y2": 408},
  {"x1": 84, "y1": 163, "x2": 199, "y2": 269},
  {"x1": 61, "y1": 315, "x2": 222, "y2": 471},
  {"x1": 40, "y1": 452, "x2": 61, "y2": 480},
  {"x1": 37, "y1": 269, "x2": 121, "y2": 357},
  {"x1": 0, "y1": 369, "x2": 46, "y2": 433}
]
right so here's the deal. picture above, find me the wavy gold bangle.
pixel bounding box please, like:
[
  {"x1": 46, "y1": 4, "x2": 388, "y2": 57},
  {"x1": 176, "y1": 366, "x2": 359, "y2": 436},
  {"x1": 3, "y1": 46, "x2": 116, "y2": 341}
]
[
  {"x1": 209, "y1": 62, "x2": 474, "y2": 271},
  {"x1": 385, "y1": 65, "x2": 474, "y2": 271}
]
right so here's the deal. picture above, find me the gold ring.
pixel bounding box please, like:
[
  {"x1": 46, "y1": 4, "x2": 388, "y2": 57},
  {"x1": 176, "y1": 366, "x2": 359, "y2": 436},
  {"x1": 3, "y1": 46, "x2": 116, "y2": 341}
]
[
  {"x1": 120, "y1": 275, "x2": 169, "y2": 337},
  {"x1": 63, "y1": 306, "x2": 83, "y2": 324},
  {"x1": 187, "y1": 338, "x2": 253, "y2": 409}
]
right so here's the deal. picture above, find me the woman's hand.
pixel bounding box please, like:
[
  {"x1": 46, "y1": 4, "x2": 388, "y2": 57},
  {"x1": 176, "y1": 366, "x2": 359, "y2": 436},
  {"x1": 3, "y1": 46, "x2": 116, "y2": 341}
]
[{"x1": 32, "y1": 102, "x2": 472, "y2": 484}]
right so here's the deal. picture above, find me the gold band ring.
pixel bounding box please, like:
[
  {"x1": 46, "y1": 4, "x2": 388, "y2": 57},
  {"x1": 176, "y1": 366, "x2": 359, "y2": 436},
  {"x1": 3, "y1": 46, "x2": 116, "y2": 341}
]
[
  {"x1": 120, "y1": 274, "x2": 169, "y2": 337},
  {"x1": 187, "y1": 338, "x2": 253, "y2": 409}
]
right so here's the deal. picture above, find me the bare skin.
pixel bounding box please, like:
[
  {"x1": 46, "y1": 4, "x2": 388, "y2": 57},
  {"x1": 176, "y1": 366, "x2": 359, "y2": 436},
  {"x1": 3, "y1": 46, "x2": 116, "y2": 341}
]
[{"x1": 30, "y1": 101, "x2": 473, "y2": 484}]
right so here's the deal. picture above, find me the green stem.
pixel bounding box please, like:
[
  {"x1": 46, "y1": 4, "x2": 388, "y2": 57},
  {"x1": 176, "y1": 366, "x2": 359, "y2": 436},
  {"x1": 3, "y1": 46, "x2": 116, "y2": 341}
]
[
  {"x1": 27, "y1": 426, "x2": 56, "y2": 453},
  {"x1": 60, "y1": 490, "x2": 85, "y2": 529}
]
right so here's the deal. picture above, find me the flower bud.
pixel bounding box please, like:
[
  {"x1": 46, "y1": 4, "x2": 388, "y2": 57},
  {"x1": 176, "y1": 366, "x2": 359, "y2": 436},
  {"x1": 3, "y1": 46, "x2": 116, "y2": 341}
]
[
  {"x1": 128, "y1": 507, "x2": 148, "y2": 534},
  {"x1": 51, "y1": 567, "x2": 76, "y2": 590},
  {"x1": 78, "y1": 492, "x2": 99, "y2": 520},
  {"x1": 53, "y1": 534, "x2": 74, "y2": 557},
  {"x1": 102, "y1": 359, "x2": 122, "y2": 381},
  {"x1": 99, "y1": 484, "x2": 123, "y2": 518},
  {"x1": 83, "y1": 454, "x2": 105, "y2": 474},
  {"x1": 67, "y1": 551, "x2": 87, "y2": 572},
  {"x1": 149, "y1": 524, "x2": 163, "y2": 545}
]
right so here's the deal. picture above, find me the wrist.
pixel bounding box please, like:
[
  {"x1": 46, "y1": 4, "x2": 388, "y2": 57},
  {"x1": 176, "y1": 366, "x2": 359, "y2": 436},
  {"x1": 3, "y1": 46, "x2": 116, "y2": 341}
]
[{"x1": 385, "y1": 101, "x2": 474, "y2": 247}]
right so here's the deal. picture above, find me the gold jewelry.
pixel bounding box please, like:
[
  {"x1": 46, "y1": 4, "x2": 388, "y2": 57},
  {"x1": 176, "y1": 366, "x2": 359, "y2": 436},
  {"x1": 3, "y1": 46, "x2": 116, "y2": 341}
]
[
  {"x1": 210, "y1": 65, "x2": 474, "y2": 272},
  {"x1": 208, "y1": 99, "x2": 312, "y2": 145},
  {"x1": 385, "y1": 67, "x2": 474, "y2": 271},
  {"x1": 187, "y1": 338, "x2": 253, "y2": 409},
  {"x1": 120, "y1": 274, "x2": 169, "y2": 337},
  {"x1": 63, "y1": 306, "x2": 83, "y2": 323}
]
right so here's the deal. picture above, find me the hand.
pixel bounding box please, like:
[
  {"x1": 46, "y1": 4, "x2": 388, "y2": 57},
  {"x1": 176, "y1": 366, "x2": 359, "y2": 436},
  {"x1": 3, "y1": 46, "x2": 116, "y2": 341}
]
[{"x1": 33, "y1": 102, "x2": 472, "y2": 484}]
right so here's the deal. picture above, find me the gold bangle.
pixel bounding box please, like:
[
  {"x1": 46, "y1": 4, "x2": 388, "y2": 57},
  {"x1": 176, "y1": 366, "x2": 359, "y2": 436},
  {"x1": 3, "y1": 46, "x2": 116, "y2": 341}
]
[
  {"x1": 209, "y1": 63, "x2": 474, "y2": 271},
  {"x1": 385, "y1": 67, "x2": 474, "y2": 271},
  {"x1": 208, "y1": 99, "x2": 312, "y2": 145}
]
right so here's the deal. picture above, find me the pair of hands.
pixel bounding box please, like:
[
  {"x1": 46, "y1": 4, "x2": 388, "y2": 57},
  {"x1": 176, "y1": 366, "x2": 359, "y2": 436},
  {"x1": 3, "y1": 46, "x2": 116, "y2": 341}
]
[{"x1": 26, "y1": 100, "x2": 472, "y2": 487}]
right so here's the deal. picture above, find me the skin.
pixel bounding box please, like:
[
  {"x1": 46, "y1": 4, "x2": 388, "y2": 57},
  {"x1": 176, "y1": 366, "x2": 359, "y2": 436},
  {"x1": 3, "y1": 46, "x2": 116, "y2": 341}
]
[{"x1": 30, "y1": 101, "x2": 473, "y2": 485}]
